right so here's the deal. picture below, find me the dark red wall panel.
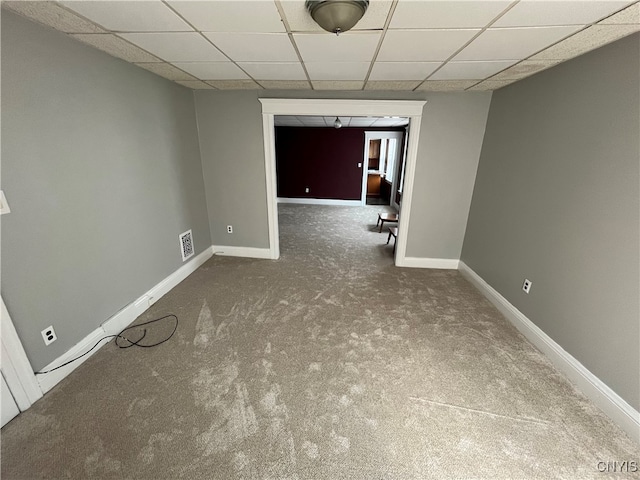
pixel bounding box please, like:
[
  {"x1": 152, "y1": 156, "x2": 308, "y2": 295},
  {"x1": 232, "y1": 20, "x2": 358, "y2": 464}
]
[{"x1": 275, "y1": 127, "x2": 365, "y2": 200}]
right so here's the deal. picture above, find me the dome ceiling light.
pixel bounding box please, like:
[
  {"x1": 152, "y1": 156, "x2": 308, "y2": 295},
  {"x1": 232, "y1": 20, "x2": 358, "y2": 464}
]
[{"x1": 305, "y1": 0, "x2": 370, "y2": 35}]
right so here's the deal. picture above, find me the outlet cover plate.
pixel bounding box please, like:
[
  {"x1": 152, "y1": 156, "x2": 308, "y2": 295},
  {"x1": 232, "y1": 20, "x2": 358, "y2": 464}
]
[
  {"x1": 41, "y1": 326, "x2": 57, "y2": 346},
  {"x1": 522, "y1": 279, "x2": 532, "y2": 294}
]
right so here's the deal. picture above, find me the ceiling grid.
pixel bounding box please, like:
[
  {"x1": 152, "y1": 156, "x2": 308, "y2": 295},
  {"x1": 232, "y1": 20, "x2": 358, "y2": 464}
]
[{"x1": 2, "y1": 0, "x2": 638, "y2": 91}]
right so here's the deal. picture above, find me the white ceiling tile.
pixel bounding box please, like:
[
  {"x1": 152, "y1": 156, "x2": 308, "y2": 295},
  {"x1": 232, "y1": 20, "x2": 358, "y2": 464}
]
[
  {"x1": 599, "y1": 3, "x2": 640, "y2": 24},
  {"x1": 415, "y1": 80, "x2": 479, "y2": 91},
  {"x1": 120, "y1": 33, "x2": 227, "y2": 62},
  {"x1": 175, "y1": 80, "x2": 215, "y2": 89},
  {"x1": 493, "y1": 1, "x2": 632, "y2": 28},
  {"x1": 294, "y1": 32, "x2": 381, "y2": 62},
  {"x1": 369, "y1": 62, "x2": 441, "y2": 81},
  {"x1": 467, "y1": 79, "x2": 518, "y2": 90},
  {"x1": 371, "y1": 117, "x2": 408, "y2": 127},
  {"x1": 297, "y1": 118, "x2": 326, "y2": 125},
  {"x1": 135, "y1": 62, "x2": 196, "y2": 81},
  {"x1": 60, "y1": 1, "x2": 192, "y2": 32},
  {"x1": 258, "y1": 80, "x2": 311, "y2": 89},
  {"x1": 347, "y1": 118, "x2": 377, "y2": 126},
  {"x1": 305, "y1": 62, "x2": 370, "y2": 80},
  {"x1": 454, "y1": 26, "x2": 582, "y2": 61},
  {"x1": 237, "y1": 62, "x2": 306, "y2": 80},
  {"x1": 206, "y1": 80, "x2": 262, "y2": 89},
  {"x1": 172, "y1": 62, "x2": 249, "y2": 80},
  {"x1": 168, "y1": 1, "x2": 285, "y2": 32},
  {"x1": 280, "y1": 0, "x2": 392, "y2": 32},
  {"x1": 311, "y1": 81, "x2": 364, "y2": 90},
  {"x1": 390, "y1": 1, "x2": 513, "y2": 29},
  {"x1": 489, "y1": 59, "x2": 561, "y2": 80},
  {"x1": 365, "y1": 80, "x2": 422, "y2": 90},
  {"x1": 274, "y1": 116, "x2": 304, "y2": 126},
  {"x1": 204, "y1": 33, "x2": 297, "y2": 62},
  {"x1": 530, "y1": 24, "x2": 640, "y2": 60},
  {"x1": 430, "y1": 60, "x2": 517, "y2": 80},
  {"x1": 377, "y1": 30, "x2": 481, "y2": 62},
  {"x1": 2, "y1": 1, "x2": 106, "y2": 33},
  {"x1": 71, "y1": 34, "x2": 161, "y2": 63}
]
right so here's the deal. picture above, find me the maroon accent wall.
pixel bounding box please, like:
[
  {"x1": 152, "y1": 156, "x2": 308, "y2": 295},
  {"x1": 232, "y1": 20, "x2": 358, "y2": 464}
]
[{"x1": 275, "y1": 126, "x2": 405, "y2": 201}]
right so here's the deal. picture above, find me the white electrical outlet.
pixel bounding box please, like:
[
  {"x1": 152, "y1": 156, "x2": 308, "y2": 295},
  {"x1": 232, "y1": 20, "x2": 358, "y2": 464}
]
[
  {"x1": 305, "y1": 187, "x2": 309, "y2": 193},
  {"x1": 41, "y1": 326, "x2": 57, "y2": 346},
  {"x1": 522, "y1": 279, "x2": 532, "y2": 294},
  {"x1": 227, "y1": 225, "x2": 233, "y2": 234}
]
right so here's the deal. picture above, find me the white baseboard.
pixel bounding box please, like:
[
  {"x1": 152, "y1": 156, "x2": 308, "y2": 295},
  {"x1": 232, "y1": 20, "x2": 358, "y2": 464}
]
[
  {"x1": 212, "y1": 246, "x2": 272, "y2": 259},
  {"x1": 278, "y1": 197, "x2": 361, "y2": 206},
  {"x1": 397, "y1": 257, "x2": 460, "y2": 269},
  {"x1": 37, "y1": 246, "x2": 214, "y2": 394},
  {"x1": 458, "y1": 261, "x2": 640, "y2": 443}
]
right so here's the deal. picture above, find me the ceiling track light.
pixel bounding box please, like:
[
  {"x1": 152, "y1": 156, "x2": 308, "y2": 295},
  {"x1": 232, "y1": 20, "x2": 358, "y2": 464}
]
[
  {"x1": 305, "y1": 0, "x2": 369, "y2": 35},
  {"x1": 334, "y1": 117, "x2": 342, "y2": 129}
]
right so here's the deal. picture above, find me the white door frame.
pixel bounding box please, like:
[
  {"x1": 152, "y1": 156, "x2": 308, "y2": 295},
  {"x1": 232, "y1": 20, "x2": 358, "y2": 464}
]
[
  {"x1": 1, "y1": 297, "x2": 42, "y2": 411},
  {"x1": 362, "y1": 131, "x2": 404, "y2": 206},
  {"x1": 260, "y1": 99, "x2": 426, "y2": 265},
  {"x1": 392, "y1": 127, "x2": 410, "y2": 211}
]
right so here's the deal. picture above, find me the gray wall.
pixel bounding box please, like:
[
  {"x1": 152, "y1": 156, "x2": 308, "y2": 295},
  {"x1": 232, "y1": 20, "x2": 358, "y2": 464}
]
[
  {"x1": 194, "y1": 91, "x2": 270, "y2": 248},
  {"x1": 194, "y1": 90, "x2": 491, "y2": 257},
  {"x1": 461, "y1": 34, "x2": 640, "y2": 410},
  {"x1": 405, "y1": 93, "x2": 491, "y2": 259},
  {"x1": 1, "y1": 12, "x2": 211, "y2": 371}
]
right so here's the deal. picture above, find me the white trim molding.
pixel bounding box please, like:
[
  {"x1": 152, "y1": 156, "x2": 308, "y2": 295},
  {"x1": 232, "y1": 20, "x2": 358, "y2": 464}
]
[
  {"x1": 398, "y1": 257, "x2": 460, "y2": 269},
  {"x1": 261, "y1": 111, "x2": 280, "y2": 260},
  {"x1": 259, "y1": 99, "x2": 425, "y2": 117},
  {"x1": 259, "y1": 98, "x2": 426, "y2": 267},
  {"x1": 278, "y1": 197, "x2": 361, "y2": 206},
  {"x1": 458, "y1": 261, "x2": 640, "y2": 443},
  {"x1": 37, "y1": 247, "x2": 214, "y2": 393},
  {"x1": 212, "y1": 246, "x2": 272, "y2": 259},
  {"x1": 1, "y1": 298, "x2": 42, "y2": 409}
]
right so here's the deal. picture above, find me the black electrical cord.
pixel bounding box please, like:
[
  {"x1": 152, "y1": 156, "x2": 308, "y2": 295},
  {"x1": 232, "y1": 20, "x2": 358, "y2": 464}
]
[{"x1": 34, "y1": 314, "x2": 178, "y2": 375}]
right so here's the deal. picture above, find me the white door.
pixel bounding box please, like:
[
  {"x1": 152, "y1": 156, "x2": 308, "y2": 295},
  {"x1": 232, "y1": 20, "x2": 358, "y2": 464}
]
[{"x1": 1, "y1": 372, "x2": 20, "y2": 427}]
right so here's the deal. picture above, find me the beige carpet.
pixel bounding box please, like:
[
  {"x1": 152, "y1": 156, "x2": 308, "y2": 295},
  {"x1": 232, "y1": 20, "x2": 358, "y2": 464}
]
[{"x1": 2, "y1": 204, "x2": 638, "y2": 479}]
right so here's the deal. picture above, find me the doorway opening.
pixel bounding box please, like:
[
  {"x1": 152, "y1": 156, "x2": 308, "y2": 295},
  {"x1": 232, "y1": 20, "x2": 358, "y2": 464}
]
[
  {"x1": 363, "y1": 129, "x2": 407, "y2": 208},
  {"x1": 259, "y1": 99, "x2": 426, "y2": 266}
]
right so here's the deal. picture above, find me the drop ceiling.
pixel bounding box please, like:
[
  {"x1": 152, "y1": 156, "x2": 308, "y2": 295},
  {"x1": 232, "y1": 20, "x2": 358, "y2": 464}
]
[{"x1": 3, "y1": 0, "x2": 639, "y2": 92}]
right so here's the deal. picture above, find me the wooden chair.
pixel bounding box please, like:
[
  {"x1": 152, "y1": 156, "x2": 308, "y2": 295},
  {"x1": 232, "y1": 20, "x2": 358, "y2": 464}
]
[
  {"x1": 387, "y1": 227, "x2": 398, "y2": 253},
  {"x1": 377, "y1": 212, "x2": 398, "y2": 233}
]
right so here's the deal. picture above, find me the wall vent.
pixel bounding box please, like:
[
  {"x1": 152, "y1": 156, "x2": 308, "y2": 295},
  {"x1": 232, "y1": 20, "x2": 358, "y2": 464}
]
[{"x1": 179, "y1": 230, "x2": 194, "y2": 262}]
